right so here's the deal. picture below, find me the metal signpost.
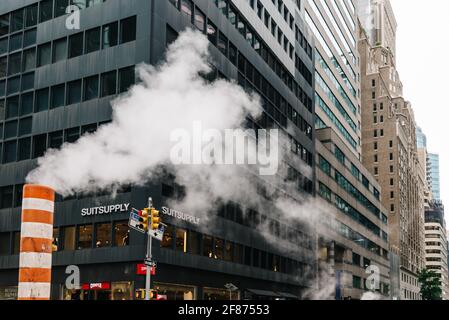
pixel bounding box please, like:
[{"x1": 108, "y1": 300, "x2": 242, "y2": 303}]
[{"x1": 128, "y1": 197, "x2": 163, "y2": 301}]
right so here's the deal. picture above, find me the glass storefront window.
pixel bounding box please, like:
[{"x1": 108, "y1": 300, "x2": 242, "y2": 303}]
[
  {"x1": 111, "y1": 282, "x2": 133, "y2": 300},
  {"x1": 77, "y1": 225, "x2": 93, "y2": 250},
  {"x1": 175, "y1": 228, "x2": 187, "y2": 253},
  {"x1": 153, "y1": 282, "x2": 195, "y2": 300},
  {"x1": 188, "y1": 230, "x2": 200, "y2": 255},
  {"x1": 214, "y1": 238, "x2": 224, "y2": 260},
  {"x1": 203, "y1": 235, "x2": 213, "y2": 258},
  {"x1": 161, "y1": 225, "x2": 174, "y2": 249},
  {"x1": 64, "y1": 226, "x2": 76, "y2": 250},
  {"x1": 204, "y1": 287, "x2": 239, "y2": 300},
  {"x1": 224, "y1": 241, "x2": 233, "y2": 262},
  {"x1": 114, "y1": 221, "x2": 129, "y2": 247},
  {"x1": 96, "y1": 223, "x2": 112, "y2": 248}
]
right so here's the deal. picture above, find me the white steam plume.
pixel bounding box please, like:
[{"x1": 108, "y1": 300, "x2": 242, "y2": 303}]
[{"x1": 27, "y1": 29, "x2": 261, "y2": 196}]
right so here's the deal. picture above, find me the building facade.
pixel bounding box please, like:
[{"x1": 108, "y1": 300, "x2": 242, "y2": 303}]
[
  {"x1": 358, "y1": 0, "x2": 426, "y2": 300},
  {"x1": 428, "y1": 153, "x2": 441, "y2": 202},
  {"x1": 424, "y1": 201, "x2": 449, "y2": 300},
  {"x1": 0, "y1": 0, "x2": 317, "y2": 300},
  {"x1": 303, "y1": 0, "x2": 391, "y2": 299}
]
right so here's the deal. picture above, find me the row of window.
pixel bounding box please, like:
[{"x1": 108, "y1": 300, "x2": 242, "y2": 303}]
[
  {"x1": 1, "y1": 65, "x2": 134, "y2": 124},
  {"x1": 0, "y1": 0, "x2": 107, "y2": 38},
  {"x1": 162, "y1": 183, "x2": 314, "y2": 250},
  {"x1": 0, "y1": 28, "x2": 36, "y2": 57},
  {"x1": 170, "y1": 0, "x2": 313, "y2": 113},
  {"x1": 319, "y1": 155, "x2": 387, "y2": 224},
  {"x1": 0, "y1": 16, "x2": 136, "y2": 83},
  {"x1": 332, "y1": 143, "x2": 380, "y2": 200},
  {"x1": 318, "y1": 181, "x2": 386, "y2": 241},
  {"x1": 161, "y1": 223, "x2": 311, "y2": 275},
  {"x1": 0, "y1": 220, "x2": 128, "y2": 256}
]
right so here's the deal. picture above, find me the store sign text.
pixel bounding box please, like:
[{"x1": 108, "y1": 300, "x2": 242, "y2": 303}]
[
  {"x1": 161, "y1": 206, "x2": 200, "y2": 225},
  {"x1": 81, "y1": 203, "x2": 130, "y2": 217}
]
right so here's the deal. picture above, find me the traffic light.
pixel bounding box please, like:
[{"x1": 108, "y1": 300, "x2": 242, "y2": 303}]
[
  {"x1": 138, "y1": 208, "x2": 149, "y2": 231},
  {"x1": 135, "y1": 289, "x2": 158, "y2": 300},
  {"x1": 150, "y1": 208, "x2": 160, "y2": 230}
]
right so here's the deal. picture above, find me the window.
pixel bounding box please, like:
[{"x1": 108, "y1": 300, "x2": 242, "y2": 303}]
[
  {"x1": 0, "y1": 57, "x2": 7, "y2": 78},
  {"x1": 218, "y1": 32, "x2": 228, "y2": 56},
  {"x1": 6, "y1": 96, "x2": 19, "y2": 119},
  {"x1": 180, "y1": 0, "x2": 193, "y2": 21},
  {"x1": 85, "y1": 27, "x2": 101, "y2": 53},
  {"x1": 3, "y1": 140, "x2": 17, "y2": 163},
  {"x1": 55, "y1": 0, "x2": 69, "y2": 17},
  {"x1": 203, "y1": 235, "x2": 213, "y2": 258},
  {"x1": 118, "y1": 66, "x2": 135, "y2": 93},
  {"x1": 53, "y1": 37, "x2": 67, "y2": 62},
  {"x1": 37, "y1": 42, "x2": 51, "y2": 67},
  {"x1": 70, "y1": 0, "x2": 87, "y2": 10},
  {"x1": 0, "y1": 14, "x2": 9, "y2": 36},
  {"x1": 114, "y1": 221, "x2": 129, "y2": 246},
  {"x1": 9, "y1": 34, "x2": 23, "y2": 52},
  {"x1": 0, "y1": 186, "x2": 14, "y2": 209},
  {"x1": 4, "y1": 120, "x2": 18, "y2": 138},
  {"x1": 188, "y1": 230, "x2": 200, "y2": 255},
  {"x1": 35, "y1": 88, "x2": 49, "y2": 112},
  {"x1": 11, "y1": 10, "x2": 24, "y2": 33},
  {"x1": 23, "y1": 29, "x2": 37, "y2": 47},
  {"x1": 63, "y1": 226, "x2": 76, "y2": 250},
  {"x1": 77, "y1": 224, "x2": 93, "y2": 249},
  {"x1": 100, "y1": 71, "x2": 117, "y2": 97},
  {"x1": 65, "y1": 127, "x2": 79, "y2": 143},
  {"x1": 22, "y1": 48, "x2": 36, "y2": 72},
  {"x1": 0, "y1": 38, "x2": 7, "y2": 55},
  {"x1": 7, "y1": 76, "x2": 20, "y2": 95},
  {"x1": 8, "y1": 53, "x2": 22, "y2": 76},
  {"x1": 120, "y1": 16, "x2": 136, "y2": 44},
  {"x1": 83, "y1": 75, "x2": 98, "y2": 101},
  {"x1": 21, "y1": 72, "x2": 34, "y2": 91},
  {"x1": 224, "y1": 241, "x2": 233, "y2": 261},
  {"x1": 48, "y1": 130, "x2": 63, "y2": 149},
  {"x1": 0, "y1": 233, "x2": 10, "y2": 255},
  {"x1": 19, "y1": 117, "x2": 32, "y2": 136},
  {"x1": 207, "y1": 21, "x2": 217, "y2": 46},
  {"x1": 161, "y1": 225, "x2": 174, "y2": 249},
  {"x1": 67, "y1": 80, "x2": 81, "y2": 104},
  {"x1": 68, "y1": 32, "x2": 83, "y2": 58},
  {"x1": 175, "y1": 228, "x2": 187, "y2": 253},
  {"x1": 32, "y1": 134, "x2": 47, "y2": 158},
  {"x1": 39, "y1": 0, "x2": 54, "y2": 23},
  {"x1": 18, "y1": 137, "x2": 31, "y2": 161},
  {"x1": 50, "y1": 84, "x2": 65, "y2": 109},
  {"x1": 102, "y1": 22, "x2": 118, "y2": 49},
  {"x1": 20, "y1": 92, "x2": 34, "y2": 116},
  {"x1": 95, "y1": 223, "x2": 112, "y2": 248},
  {"x1": 194, "y1": 7, "x2": 206, "y2": 33},
  {"x1": 214, "y1": 238, "x2": 224, "y2": 260}
]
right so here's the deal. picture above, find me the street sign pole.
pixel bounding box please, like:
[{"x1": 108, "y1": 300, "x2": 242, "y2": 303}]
[{"x1": 145, "y1": 197, "x2": 153, "y2": 301}]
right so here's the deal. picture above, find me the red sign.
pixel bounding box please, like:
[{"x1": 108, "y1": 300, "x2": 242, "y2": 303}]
[
  {"x1": 136, "y1": 264, "x2": 156, "y2": 275},
  {"x1": 82, "y1": 282, "x2": 111, "y2": 290}
]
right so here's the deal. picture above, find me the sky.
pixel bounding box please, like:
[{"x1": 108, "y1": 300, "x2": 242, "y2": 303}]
[{"x1": 389, "y1": 0, "x2": 449, "y2": 226}]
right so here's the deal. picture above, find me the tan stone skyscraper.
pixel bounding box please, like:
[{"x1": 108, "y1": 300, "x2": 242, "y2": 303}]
[{"x1": 358, "y1": 0, "x2": 426, "y2": 300}]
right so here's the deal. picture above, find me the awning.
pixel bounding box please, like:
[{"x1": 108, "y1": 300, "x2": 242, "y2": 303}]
[
  {"x1": 277, "y1": 291, "x2": 299, "y2": 299},
  {"x1": 246, "y1": 289, "x2": 281, "y2": 297}
]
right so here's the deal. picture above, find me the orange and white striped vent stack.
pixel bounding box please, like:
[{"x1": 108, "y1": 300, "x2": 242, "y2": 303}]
[{"x1": 18, "y1": 184, "x2": 55, "y2": 300}]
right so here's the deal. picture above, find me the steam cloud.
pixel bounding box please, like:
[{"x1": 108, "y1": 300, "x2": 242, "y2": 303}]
[
  {"x1": 27, "y1": 29, "x2": 335, "y2": 299},
  {"x1": 27, "y1": 29, "x2": 261, "y2": 196}
]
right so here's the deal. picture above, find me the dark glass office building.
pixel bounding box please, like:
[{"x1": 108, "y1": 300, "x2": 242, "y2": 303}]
[{"x1": 0, "y1": 0, "x2": 315, "y2": 300}]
